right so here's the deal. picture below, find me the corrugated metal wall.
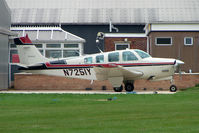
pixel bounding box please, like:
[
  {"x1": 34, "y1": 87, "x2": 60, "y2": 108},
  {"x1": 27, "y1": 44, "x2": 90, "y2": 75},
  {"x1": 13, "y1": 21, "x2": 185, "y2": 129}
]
[
  {"x1": 0, "y1": 0, "x2": 11, "y2": 89},
  {"x1": 6, "y1": 0, "x2": 199, "y2": 24},
  {"x1": 0, "y1": 35, "x2": 9, "y2": 89}
]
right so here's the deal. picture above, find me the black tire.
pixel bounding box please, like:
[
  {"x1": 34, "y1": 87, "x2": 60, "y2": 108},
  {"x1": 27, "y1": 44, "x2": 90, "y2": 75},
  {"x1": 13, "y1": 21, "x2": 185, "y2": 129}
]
[
  {"x1": 113, "y1": 86, "x2": 123, "y2": 92},
  {"x1": 170, "y1": 85, "x2": 177, "y2": 92},
  {"x1": 125, "y1": 83, "x2": 134, "y2": 92}
]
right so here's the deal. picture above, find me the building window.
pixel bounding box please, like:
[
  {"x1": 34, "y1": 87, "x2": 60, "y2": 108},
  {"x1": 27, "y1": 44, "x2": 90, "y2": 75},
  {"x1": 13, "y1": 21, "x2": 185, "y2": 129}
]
[
  {"x1": 96, "y1": 55, "x2": 104, "y2": 63},
  {"x1": 9, "y1": 42, "x2": 82, "y2": 62},
  {"x1": 46, "y1": 44, "x2": 61, "y2": 48},
  {"x1": 35, "y1": 44, "x2": 43, "y2": 48},
  {"x1": 108, "y1": 52, "x2": 119, "y2": 62},
  {"x1": 39, "y1": 50, "x2": 44, "y2": 55},
  {"x1": 122, "y1": 51, "x2": 138, "y2": 61},
  {"x1": 63, "y1": 50, "x2": 79, "y2": 57},
  {"x1": 115, "y1": 43, "x2": 129, "y2": 50},
  {"x1": 184, "y1": 37, "x2": 193, "y2": 45},
  {"x1": 84, "y1": 57, "x2": 92, "y2": 64},
  {"x1": 64, "y1": 44, "x2": 79, "y2": 48},
  {"x1": 155, "y1": 37, "x2": 172, "y2": 45},
  {"x1": 10, "y1": 44, "x2": 17, "y2": 48},
  {"x1": 45, "y1": 50, "x2": 62, "y2": 58}
]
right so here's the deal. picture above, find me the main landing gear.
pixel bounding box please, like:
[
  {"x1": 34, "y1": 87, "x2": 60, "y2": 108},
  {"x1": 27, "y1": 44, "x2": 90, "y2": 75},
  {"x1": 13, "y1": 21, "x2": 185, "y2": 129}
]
[
  {"x1": 125, "y1": 83, "x2": 134, "y2": 92},
  {"x1": 113, "y1": 81, "x2": 134, "y2": 92},
  {"x1": 113, "y1": 86, "x2": 123, "y2": 92}
]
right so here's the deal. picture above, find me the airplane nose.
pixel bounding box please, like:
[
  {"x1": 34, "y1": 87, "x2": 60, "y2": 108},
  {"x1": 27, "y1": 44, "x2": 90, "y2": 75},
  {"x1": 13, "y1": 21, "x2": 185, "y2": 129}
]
[{"x1": 175, "y1": 60, "x2": 184, "y2": 65}]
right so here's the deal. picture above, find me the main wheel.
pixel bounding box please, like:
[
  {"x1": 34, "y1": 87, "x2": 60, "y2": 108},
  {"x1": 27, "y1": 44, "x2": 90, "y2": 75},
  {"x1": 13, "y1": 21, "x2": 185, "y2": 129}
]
[
  {"x1": 125, "y1": 83, "x2": 134, "y2": 92},
  {"x1": 170, "y1": 85, "x2": 177, "y2": 92},
  {"x1": 113, "y1": 85, "x2": 123, "y2": 92}
]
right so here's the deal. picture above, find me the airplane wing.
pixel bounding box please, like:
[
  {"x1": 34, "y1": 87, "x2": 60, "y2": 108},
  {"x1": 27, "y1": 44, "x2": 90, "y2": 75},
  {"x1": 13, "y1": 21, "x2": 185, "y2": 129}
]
[
  {"x1": 93, "y1": 64, "x2": 143, "y2": 80},
  {"x1": 93, "y1": 64, "x2": 143, "y2": 87},
  {"x1": 117, "y1": 65, "x2": 143, "y2": 78}
]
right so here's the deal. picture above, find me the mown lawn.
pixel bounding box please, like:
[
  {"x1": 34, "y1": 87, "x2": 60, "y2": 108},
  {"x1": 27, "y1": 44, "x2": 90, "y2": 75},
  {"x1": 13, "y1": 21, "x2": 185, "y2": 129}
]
[{"x1": 0, "y1": 88, "x2": 199, "y2": 133}]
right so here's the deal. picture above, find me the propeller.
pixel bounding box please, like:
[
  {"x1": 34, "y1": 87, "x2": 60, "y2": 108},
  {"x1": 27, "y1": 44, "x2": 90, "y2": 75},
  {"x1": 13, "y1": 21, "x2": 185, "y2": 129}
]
[{"x1": 174, "y1": 60, "x2": 184, "y2": 80}]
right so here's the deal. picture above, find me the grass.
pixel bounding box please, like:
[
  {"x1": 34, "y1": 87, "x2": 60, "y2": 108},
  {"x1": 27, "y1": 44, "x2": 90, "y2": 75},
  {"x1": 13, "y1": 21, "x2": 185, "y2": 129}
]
[{"x1": 0, "y1": 88, "x2": 199, "y2": 133}]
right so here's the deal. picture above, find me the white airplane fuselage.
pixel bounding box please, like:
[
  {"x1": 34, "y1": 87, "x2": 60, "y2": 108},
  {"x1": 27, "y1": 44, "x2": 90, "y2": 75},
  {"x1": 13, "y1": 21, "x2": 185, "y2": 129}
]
[{"x1": 25, "y1": 49, "x2": 177, "y2": 82}]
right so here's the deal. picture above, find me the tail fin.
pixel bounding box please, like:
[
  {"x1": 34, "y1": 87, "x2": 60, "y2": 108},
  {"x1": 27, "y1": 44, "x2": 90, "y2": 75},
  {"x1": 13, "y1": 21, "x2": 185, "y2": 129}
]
[{"x1": 14, "y1": 34, "x2": 48, "y2": 65}]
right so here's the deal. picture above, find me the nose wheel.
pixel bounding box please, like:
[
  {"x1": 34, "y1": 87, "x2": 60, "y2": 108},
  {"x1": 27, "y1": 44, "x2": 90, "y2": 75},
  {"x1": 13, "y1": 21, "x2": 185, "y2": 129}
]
[{"x1": 170, "y1": 85, "x2": 177, "y2": 92}]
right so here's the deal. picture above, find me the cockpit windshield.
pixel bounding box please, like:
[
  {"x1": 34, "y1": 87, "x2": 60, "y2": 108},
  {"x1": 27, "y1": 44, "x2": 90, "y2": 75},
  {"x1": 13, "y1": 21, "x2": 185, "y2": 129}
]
[{"x1": 134, "y1": 49, "x2": 151, "y2": 59}]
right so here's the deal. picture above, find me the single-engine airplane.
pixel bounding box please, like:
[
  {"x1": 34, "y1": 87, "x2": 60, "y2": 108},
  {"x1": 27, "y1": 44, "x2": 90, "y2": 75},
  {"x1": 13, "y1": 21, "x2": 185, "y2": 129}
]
[{"x1": 14, "y1": 35, "x2": 184, "y2": 92}]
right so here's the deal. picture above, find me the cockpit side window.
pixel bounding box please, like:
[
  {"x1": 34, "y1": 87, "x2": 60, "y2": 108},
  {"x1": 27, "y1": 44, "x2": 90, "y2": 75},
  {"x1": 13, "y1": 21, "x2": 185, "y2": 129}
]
[
  {"x1": 84, "y1": 57, "x2": 93, "y2": 64},
  {"x1": 96, "y1": 55, "x2": 104, "y2": 63},
  {"x1": 108, "y1": 52, "x2": 119, "y2": 62},
  {"x1": 134, "y1": 50, "x2": 151, "y2": 59},
  {"x1": 122, "y1": 51, "x2": 138, "y2": 61}
]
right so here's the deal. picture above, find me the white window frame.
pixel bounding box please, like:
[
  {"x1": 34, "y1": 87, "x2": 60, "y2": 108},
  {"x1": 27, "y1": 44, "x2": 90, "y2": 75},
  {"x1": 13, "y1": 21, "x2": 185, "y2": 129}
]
[
  {"x1": 44, "y1": 43, "x2": 81, "y2": 59},
  {"x1": 62, "y1": 43, "x2": 80, "y2": 58},
  {"x1": 115, "y1": 43, "x2": 130, "y2": 50},
  {"x1": 155, "y1": 37, "x2": 172, "y2": 46},
  {"x1": 184, "y1": 37, "x2": 193, "y2": 46},
  {"x1": 45, "y1": 43, "x2": 62, "y2": 59}
]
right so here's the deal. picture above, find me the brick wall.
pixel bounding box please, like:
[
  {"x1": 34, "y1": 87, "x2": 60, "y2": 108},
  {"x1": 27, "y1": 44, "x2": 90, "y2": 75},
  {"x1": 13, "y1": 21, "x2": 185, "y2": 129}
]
[
  {"x1": 104, "y1": 37, "x2": 147, "y2": 52},
  {"x1": 14, "y1": 73, "x2": 199, "y2": 91}
]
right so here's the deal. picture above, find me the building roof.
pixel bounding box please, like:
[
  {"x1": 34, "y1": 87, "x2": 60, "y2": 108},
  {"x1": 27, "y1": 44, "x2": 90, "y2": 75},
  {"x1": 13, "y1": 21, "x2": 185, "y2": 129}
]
[
  {"x1": 10, "y1": 26, "x2": 85, "y2": 43},
  {"x1": 145, "y1": 23, "x2": 199, "y2": 35},
  {"x1": 6, "y1": 0, "x2": 199, "y2": 24}
]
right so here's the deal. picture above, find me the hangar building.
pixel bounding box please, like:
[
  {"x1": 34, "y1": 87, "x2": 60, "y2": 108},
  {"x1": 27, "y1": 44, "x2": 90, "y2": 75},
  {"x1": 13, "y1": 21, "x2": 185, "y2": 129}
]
[{"x1": 6, "y1": 0, "x2": 199, "y2": 73}]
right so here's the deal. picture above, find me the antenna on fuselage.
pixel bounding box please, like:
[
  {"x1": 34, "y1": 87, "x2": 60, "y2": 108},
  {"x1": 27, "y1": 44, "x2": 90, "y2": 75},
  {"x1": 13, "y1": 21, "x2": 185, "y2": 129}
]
[{"x1": 96, "y1": 46, "x2": 103, "y2": 53}]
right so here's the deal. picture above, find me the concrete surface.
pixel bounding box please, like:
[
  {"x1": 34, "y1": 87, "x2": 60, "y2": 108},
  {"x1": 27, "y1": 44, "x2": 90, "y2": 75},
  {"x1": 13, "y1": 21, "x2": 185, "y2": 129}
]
[{"x1": 0, "y1": 90, "x2": 176, "y2": 94}]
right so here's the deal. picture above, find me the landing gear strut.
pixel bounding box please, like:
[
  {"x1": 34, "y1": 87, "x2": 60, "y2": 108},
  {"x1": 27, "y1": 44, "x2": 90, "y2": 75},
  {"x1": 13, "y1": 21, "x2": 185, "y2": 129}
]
[{"x1": 169, "y1": 77, "x2": 177, "y2": 92}]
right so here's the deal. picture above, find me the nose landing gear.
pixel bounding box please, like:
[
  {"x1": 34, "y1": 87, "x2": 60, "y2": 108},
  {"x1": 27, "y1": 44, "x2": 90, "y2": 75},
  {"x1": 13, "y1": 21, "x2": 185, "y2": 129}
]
[
  {"x1": 170, "y1": 85, "x2": 177, "y2": 92},
  {"x1": 169, "y1": 77, "x2": 178, "y2": 92}
]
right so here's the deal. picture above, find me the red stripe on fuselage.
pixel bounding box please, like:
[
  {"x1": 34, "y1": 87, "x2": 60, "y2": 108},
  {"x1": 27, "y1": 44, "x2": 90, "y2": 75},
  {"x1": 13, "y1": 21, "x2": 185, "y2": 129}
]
[{"x1": 45, "y1": 62, "x2": 174, "y2": 68}]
